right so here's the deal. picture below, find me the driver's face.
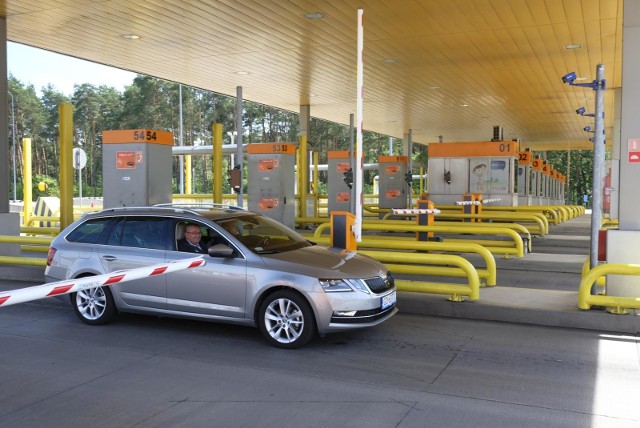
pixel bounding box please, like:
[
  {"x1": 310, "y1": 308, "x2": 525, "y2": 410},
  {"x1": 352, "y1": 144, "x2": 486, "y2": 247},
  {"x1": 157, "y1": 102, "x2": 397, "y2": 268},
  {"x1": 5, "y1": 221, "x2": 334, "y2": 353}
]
[{"x1": 185, "y1": 226, "x2": 201, "y2": 244}]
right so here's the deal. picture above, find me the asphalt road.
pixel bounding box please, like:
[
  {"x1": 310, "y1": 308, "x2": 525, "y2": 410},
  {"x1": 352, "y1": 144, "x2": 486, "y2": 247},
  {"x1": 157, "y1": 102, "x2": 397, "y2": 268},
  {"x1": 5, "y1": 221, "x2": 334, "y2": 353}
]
[{"x1": 1, "y1": 288, "x2": 638, "y2": 428}]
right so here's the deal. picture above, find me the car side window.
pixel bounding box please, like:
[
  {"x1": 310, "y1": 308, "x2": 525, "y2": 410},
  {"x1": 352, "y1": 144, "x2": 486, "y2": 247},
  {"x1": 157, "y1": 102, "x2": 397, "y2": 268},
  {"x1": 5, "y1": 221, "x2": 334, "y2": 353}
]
[
  {"x1": 66, "y1": 218, "x2": 111, "y2": 244},
  {"x1": 174, "y1": 221, "x2": 226, "y2": 252},
  {"x1": 105, "y1": 218, "x2": 124, "y2": 246},
  {"x1": 112, "y1": 217, "x2": 167, "y2": 250}
]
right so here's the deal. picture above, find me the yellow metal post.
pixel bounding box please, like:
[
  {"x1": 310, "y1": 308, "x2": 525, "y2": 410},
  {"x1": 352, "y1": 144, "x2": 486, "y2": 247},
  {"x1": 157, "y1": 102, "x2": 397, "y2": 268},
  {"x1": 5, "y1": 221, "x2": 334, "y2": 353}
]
[
  {"x1": 59, "y1": 103, "x2": 74, "y2": 230},
  {"x1": 21, "y1": 138, "x2": 32, "y2": 227},
  {"x1": 213, "y1": 123, "x2": 223, "y2": 203},
  {"x1": 185, "y1": 155, "x2": 192, "y2": 194},
  {"x1": 313, "y1": 151, "x2": 319, "y2": 218},
  {"x1": 298, "y1": 134, "x2": 308, "y2": 218}
]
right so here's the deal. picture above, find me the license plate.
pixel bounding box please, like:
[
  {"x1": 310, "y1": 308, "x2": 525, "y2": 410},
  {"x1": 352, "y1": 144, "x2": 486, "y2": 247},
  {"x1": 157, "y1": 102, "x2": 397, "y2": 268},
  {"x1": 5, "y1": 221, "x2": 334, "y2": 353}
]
[{"x1": 381, "y1": 291, "x2": 396, "y2": 310}]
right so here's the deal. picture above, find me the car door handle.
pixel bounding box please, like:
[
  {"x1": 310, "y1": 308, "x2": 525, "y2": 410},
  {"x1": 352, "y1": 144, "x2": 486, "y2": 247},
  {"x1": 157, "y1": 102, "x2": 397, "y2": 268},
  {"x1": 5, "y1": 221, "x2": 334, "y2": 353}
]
[{"x1": 101, "y1": 255, "x2": 117, "y2": 262}]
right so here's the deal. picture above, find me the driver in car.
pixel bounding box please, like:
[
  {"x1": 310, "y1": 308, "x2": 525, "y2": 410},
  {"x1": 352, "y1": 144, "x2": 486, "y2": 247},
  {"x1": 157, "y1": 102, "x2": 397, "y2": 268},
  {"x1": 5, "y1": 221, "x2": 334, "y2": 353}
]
[{"x1": 178, "y1": 223, "x2": 209, "y2": 253}]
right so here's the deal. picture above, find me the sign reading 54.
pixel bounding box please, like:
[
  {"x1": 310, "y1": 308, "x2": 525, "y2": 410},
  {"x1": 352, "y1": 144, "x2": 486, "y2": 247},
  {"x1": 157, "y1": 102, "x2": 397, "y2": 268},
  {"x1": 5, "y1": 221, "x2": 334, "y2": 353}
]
[{"x1": 133, "y1": 130, "x2": 157, "y2": 141}]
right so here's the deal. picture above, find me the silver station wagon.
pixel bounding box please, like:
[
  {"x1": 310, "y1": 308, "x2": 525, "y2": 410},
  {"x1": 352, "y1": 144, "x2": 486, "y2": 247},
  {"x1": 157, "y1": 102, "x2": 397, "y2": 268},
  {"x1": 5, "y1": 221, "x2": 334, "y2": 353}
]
[{"x1": 45, "y1": 205, "x2": 397, "y2": 348}]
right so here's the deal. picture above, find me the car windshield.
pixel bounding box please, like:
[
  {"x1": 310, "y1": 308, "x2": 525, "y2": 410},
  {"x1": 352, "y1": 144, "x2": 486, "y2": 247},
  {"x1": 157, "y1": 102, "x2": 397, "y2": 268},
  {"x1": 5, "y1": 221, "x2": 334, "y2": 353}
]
[{"x1": 214, "y1": 214, "x2": 312, "y2": 254}]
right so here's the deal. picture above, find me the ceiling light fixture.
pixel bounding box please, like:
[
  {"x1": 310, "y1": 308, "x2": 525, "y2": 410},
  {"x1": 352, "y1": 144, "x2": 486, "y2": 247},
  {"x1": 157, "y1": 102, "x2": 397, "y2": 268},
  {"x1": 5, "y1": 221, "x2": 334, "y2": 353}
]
[
  {"x1": 235, "y1": 71, "x2": 251, "y2": 75},
  {"x1": 121, "y1": 34, "x2": 141, "y2": 40},
  {"x1": 429, "y1": 86, "x2": 440, "y2": 90},
  {"x1": 460, "y1": 103, "x2": 469, "y2": 107},
  {"x1": 304, "y1": 12, "x2": 325, "y2": 20},
  {"x1": 564, "y1": 44, "x2": 582, "y2": 49}
]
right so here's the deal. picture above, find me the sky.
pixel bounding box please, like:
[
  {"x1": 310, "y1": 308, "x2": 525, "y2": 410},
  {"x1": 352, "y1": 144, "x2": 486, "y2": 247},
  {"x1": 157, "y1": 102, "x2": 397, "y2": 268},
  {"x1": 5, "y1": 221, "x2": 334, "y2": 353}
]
[{"x1": 7, "y1": 42, "x2": 136, "y2": 96}]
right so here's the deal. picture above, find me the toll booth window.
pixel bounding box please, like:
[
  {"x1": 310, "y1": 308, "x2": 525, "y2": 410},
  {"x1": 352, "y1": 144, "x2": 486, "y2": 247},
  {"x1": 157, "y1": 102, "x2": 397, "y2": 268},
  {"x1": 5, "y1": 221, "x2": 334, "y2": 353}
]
[{"x1": 66, "y1": 218, "x2": 111, "y2": 244}]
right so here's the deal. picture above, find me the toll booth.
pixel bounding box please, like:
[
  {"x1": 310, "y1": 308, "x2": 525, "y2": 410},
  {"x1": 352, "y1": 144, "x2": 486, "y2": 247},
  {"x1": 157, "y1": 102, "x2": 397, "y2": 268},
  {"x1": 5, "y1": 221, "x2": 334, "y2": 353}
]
[
  {"x1": 327, "y1": 151, "x2": 353, "y2": 215},
  {"x1": 531, "y1": 157, "x2": 543, "y2": 204},
  {"x1": 427, "y1": 141, "x2": 518, "y2": 206},
  {"x1": 247, "y1": 143, "x2": 296, "y2": 228},
  {"x1": 541, "y1": 161, "x2": 551, "y2": 205},
  {"x1": 517, "y1": 150, "x2": 532, "y2": 205},
  {"x1": 102, "y1": 129, "x2": 173, "y2": 208},
  {"x1": 378, "y1": 156, "x2": 408, "y2": 211}
]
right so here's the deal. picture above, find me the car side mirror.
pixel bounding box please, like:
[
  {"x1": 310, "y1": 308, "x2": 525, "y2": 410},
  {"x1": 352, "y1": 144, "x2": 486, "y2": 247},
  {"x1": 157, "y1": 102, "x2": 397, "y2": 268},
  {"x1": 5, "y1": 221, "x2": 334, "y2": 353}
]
[{"x1": 207, "y1": 243, "x2": 235, "y2": 257}]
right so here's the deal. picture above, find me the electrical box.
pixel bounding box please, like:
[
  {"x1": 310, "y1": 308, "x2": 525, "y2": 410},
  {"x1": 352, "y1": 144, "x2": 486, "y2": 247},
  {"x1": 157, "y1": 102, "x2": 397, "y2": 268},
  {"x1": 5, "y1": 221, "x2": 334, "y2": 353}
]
[
  {"x1": 378, "y1": 156, "x2": 408, "y2": 209},
  {"x1": 102, "y1": 129, "x2": 173, "y2": 208},
  {"x1": 247, "y1": 143, "x2": 296, "y2": 228},
  {"x1": 327, "y1": 151, "x2": 352, "y2": 215}
]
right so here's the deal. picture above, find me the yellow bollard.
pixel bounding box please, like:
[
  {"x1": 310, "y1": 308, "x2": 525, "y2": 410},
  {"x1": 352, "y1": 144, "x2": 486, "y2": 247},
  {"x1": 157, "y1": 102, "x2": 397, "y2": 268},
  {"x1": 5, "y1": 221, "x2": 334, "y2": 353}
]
[
  {"x1": 298, "y1": 134, "x2": 308, "y2": 219},
  {"x1": 185, "y1": 155, "x2": 192, "y2": 194},
  {"x1": 22, "y1": 138, "x2": 32, "y2": 228},
  {"x1": 416, "y1": 199, "x2": 435, "y2": 241},
  {"x1": 213, "y1": 123, "x2": 223, "y2": 203},
  {"x1": 59, "y1": 103, "x2": 74, "y2": 230}
]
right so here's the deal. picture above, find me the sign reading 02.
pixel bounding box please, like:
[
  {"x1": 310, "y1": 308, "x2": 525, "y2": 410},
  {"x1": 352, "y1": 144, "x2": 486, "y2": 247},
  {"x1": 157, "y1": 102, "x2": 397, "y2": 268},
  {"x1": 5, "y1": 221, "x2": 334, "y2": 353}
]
[{"x1": 517, "y1": 151, "x2": 532, "y2": 164}]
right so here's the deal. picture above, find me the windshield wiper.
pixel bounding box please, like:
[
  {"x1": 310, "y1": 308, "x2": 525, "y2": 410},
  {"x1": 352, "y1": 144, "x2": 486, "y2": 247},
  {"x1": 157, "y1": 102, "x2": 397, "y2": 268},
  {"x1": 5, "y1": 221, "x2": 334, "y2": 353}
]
[{"x1": 255, "y1": 249, "x2": 284, "y2": 254}]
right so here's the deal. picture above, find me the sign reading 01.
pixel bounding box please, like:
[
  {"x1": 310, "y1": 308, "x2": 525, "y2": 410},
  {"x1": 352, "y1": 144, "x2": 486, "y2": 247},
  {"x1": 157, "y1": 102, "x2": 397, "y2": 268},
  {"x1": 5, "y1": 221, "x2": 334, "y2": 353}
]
[{"x1": 428, "y1": 141, "x2": 519, "y2": 158}]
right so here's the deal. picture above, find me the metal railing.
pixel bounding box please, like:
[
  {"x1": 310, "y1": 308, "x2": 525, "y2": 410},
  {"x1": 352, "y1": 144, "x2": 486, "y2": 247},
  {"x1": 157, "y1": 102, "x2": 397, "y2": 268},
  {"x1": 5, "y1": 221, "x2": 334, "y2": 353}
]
[
  {"x1": 309, "y1": 235, "x2": 496, "y2": 287},
  {"x1": 359, "y1": 250, "x2": 480, "y2": 302},
  {"x1": 578, "y1": 263, "x2": 640, "y2": 313},
  {"x1": 312, "y1": 222, "x2": 525, "y2": 258}
]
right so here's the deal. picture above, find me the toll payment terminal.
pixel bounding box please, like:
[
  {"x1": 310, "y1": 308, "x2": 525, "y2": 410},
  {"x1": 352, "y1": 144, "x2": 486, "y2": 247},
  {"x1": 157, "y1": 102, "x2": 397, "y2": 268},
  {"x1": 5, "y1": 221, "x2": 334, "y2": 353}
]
[
  {"x1": 102, "y1": 129, "x2": 173, "y2": 208},
  {"x1": 247, "y1": 143, "x2": 296, "y2": 228}
]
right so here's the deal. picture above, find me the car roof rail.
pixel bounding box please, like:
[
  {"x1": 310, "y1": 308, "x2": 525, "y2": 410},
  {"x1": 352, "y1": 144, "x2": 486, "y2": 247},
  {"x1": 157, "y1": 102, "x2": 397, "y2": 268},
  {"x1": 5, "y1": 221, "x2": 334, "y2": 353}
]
[
  {"x1": 154, "y1": 203, "x2": 247, "y2": 211},
  {"x1": 98, "y1": 206, "x2": 202, "y2": 216}
]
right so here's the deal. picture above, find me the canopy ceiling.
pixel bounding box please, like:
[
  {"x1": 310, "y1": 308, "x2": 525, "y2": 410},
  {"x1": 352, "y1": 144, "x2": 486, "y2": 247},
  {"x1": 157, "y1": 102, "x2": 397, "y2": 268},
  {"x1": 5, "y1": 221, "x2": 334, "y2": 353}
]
[{"x1": 2, "y1": 0, "x2": 623, "y2": 151}]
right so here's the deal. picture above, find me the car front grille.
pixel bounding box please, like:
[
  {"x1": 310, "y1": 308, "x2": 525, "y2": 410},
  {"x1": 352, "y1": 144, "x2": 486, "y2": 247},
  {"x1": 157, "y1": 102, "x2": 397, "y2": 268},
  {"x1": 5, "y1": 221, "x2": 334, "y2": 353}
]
[{"x1": 364, "y1": 272, "x2": 394, "y2": 294}]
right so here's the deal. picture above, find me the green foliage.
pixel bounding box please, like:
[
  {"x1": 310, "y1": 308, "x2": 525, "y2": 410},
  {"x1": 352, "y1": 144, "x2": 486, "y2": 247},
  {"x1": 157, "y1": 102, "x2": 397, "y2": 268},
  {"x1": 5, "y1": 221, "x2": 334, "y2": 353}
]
[
  {"x1": 6, "y1": 73, "x2": 590, "y2": 205},
  {"x1": 33, "y1": 174, "x2": 59, "y2": 197},
  {"x1": 546, "y1": 150, "x2": 594, "y2": 205}
]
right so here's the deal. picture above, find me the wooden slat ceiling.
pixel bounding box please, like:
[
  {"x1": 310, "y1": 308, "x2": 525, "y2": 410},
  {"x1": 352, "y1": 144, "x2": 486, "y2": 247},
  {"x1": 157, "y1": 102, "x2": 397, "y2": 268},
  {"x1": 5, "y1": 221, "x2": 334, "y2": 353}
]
[{"x1": 1, "y1": 0, "x2": 623, "y2": 151}]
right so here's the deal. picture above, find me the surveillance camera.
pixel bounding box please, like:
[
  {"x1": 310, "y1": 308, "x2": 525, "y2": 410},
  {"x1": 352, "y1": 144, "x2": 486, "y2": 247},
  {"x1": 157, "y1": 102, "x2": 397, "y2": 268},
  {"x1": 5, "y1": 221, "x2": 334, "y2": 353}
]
[
  {"x1": 583, "y1": 125, "x2": 592, "y2": 132},
  {"x1": 562, "y1": 72, "x2": 577, "y2": 84},
  {"x1": 575, "y1": 107, "x2": 586, "y2": 115}
]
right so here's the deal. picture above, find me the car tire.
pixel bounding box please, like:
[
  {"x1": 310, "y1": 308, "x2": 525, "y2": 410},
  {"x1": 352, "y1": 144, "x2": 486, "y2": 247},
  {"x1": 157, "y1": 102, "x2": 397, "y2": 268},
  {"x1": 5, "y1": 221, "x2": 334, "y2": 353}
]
[
  {"x1": 258, "y1": 290, "x2": 316, "y2": 349},
  {"x1": 70, "y1": 284, "x2": 117, "y2": 326}
]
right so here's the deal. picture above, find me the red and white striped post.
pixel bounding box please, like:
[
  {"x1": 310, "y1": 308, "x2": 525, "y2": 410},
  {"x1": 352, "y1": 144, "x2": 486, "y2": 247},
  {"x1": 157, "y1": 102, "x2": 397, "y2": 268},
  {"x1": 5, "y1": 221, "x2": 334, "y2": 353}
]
[{"x1": 354, "y1": 7, "x2": 364, "y2": 242}]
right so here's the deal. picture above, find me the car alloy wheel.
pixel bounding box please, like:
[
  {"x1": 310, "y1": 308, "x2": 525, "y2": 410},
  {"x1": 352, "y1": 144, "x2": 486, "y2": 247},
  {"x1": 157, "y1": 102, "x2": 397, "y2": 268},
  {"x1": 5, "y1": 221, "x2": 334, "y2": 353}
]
[
  {"x1": 258, "y1": 290, "x2": 315, "y2": 349},
  {"x1": 71, "y1": 286, "x2": 117, "y2": 325}
]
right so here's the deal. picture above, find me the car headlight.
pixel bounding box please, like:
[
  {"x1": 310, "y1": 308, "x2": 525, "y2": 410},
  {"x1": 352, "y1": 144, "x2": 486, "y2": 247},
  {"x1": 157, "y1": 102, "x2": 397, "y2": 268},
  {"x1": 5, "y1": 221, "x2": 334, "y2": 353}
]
[
  {"x1": 319, "y1": 279, "x2": 352, "y2": 292},
  {"x1": 319, "y1": 278, "x2": 370, "y2": 294}
]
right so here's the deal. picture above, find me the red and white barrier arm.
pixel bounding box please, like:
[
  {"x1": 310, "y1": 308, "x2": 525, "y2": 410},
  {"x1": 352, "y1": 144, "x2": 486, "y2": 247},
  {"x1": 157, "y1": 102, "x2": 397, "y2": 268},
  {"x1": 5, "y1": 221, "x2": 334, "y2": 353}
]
[
  {"x1": 455, "y1": 198, "x2": 502, "y2": 206},
  {"x1": 0, "y1": 256, "x2": 206, "y2": 308},
  {"x1": 391, "y1": 208, "x2": 441, "y2": 215}
]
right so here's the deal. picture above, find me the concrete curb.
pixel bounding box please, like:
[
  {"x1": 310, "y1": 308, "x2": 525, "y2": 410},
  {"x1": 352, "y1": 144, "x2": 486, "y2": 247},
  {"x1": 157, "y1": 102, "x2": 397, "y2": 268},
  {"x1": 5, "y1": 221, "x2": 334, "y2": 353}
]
[{"x1": 398, "y1": 288, "x2": 640, "y2": 334}]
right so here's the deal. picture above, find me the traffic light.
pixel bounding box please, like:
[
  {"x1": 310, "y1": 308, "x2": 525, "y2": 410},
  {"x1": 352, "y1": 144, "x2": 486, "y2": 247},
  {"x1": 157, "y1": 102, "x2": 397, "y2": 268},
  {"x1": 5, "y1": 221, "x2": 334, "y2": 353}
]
[{"x1": 343, "y1": 168, "x2": 353, "y2": 189}]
